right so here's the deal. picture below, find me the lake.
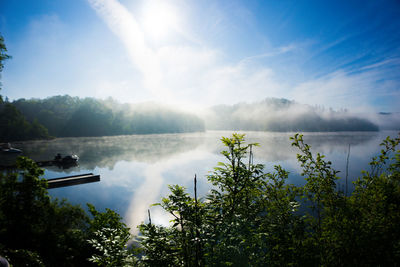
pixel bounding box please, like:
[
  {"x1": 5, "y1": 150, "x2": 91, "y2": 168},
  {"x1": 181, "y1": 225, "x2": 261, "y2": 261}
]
[{"x1": 2, "y1": 130, "x2": 398, "y2": 232}]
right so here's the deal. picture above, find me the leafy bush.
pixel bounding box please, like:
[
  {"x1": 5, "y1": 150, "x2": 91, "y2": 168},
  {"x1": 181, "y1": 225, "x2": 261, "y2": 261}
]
[
  {"x1": 1, "y1": 133, "x2": 399, "y2": 266},
  {"x1": 138, "y1": 133, "x2": 400, "y2": 266},
  {"x1": 0, "y1": 157, "x2": 91, "y2": 266}
]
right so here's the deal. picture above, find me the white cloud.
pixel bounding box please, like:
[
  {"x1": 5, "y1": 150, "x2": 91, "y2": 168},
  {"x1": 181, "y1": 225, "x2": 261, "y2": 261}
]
[
  {"x1": 289, "y1": 67, "x2": 400, "y2": 112},
  {"x1": 359, "y1": 57, "x2": 400, "y2": 71},
  {"x1": 88, "y1": 0, "x2": 396, "y2": 112},
  {"x1": 87, "y1": 0, "x2": 289, "y2": 108},
  {"x1": 5, "y1": 0, "x2": 398, "y2": 113},
  {"x1": 88, "y1": 0, "x2": 167, "y2": 100},
  {"x1": 87, "y1": 0, "x2": 399, "y2": 111}
]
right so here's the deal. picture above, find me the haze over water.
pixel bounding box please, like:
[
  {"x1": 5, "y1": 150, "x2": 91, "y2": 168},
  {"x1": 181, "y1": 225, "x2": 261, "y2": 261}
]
[{"x1": 2, "y1": 130, "x2": 396, "y2": 232}]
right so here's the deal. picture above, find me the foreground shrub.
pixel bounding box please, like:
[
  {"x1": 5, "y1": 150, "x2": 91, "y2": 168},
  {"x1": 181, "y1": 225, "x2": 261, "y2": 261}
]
[{"x1": 138, "y1": 133, "x2": 400, "y2": 266}]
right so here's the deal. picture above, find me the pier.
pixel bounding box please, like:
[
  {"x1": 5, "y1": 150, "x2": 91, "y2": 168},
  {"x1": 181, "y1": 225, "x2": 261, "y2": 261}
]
[{"x1": 47, "y1": 173, "x2": 100, "y2": 189}]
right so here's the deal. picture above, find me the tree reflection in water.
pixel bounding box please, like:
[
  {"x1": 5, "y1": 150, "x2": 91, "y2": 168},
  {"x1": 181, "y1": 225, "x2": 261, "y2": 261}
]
[{"x1": 1, "y1": 131, "x2": 390, "y2": 233}]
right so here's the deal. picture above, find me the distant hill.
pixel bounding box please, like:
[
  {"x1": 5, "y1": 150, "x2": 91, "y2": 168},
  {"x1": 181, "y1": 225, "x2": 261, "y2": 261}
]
[
  {"x1": 374, "y1": 112, "x2": 400, "y2": 130},
  {"x1": 204, "y1": 98, "x2": 379, "y2": 132},
  {"x1": 1, "y1": 96, "x2": 387, "y2": 142},
  {"x1": 8, "y1": 95, "x2": 205, "y2": 138}
]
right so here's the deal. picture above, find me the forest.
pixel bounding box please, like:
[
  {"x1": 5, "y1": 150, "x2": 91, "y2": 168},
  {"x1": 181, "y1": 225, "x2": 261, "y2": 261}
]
[
  {"x1": 204, "y1": 98, "x2": 380, "y2": 132},
  {"x1": 0, "y1": 96, "x2": 205, "y2": 141},
  {"x1": 1, "y1": 95, "x2": 386, "y2": 142},
  {"x1": 0, "y1": 132, "x2": 399, "y2": 266}
]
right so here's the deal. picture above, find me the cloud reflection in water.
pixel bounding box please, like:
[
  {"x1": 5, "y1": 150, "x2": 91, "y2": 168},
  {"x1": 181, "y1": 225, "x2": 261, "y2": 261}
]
[{"x1": 3, "y1": 131, "x2": 395, "y2": 232}]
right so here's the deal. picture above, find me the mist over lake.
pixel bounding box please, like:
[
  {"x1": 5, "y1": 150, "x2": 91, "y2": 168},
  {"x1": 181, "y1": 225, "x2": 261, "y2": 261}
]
[
  {"x1": 2, "y1": 0, "x2": 400, "y2": 264},
  {"x1": 2, "y1": 130, "x2": 396, "y2": 231}
]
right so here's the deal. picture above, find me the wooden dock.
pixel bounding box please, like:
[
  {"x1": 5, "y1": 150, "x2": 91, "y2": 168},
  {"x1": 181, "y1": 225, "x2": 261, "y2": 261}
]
[{"x1": 47, "y1": 173, "x2": 100, "y2": 189}]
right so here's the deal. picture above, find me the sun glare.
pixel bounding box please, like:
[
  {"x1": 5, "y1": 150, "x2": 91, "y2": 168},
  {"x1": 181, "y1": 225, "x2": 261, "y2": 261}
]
[{"x1": 141, "y1": 1, "x2": 179, "y2": 40}]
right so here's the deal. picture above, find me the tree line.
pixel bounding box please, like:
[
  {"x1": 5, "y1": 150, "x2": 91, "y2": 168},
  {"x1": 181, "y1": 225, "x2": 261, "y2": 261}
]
[
  {"x1": 0, "y1": 103, "x2": 50, "y2": 141},
  {"x1": 14, "y1": 96, "x2": 204, "y2": 137},
  {"x1": 1, "y1": 132, "x2": 399, "y2": 266},
  {"x1": 205, "y1": 98, "x2": 379, "y2": 132},
  {"x1": 1, "y1": 95, "x2": 381, "y2": 142},
  {"x1": 0, "y1": 96, "x2": 206, "y2": 141}
]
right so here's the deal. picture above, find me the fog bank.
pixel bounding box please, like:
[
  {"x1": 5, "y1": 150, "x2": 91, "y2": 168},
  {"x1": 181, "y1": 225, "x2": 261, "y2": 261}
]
[{"x1": 203, "y1": 98, "x2": 380, "y2": 132}]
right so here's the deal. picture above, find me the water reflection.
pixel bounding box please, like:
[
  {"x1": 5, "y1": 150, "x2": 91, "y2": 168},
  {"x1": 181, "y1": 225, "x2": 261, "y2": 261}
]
[
  {"x1": 1, "y1": 131, "x2": 396, "y2": 233},
  {"x1": 4, "y1": 133, "x2": 206, "y2": 170}
]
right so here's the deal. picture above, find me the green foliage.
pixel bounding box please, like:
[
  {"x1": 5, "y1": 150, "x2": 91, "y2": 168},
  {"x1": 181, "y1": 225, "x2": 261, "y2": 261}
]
[
  {"x1": 137, "y1": 183, "x2": 205, "y2": 266},
  {"x1": 138, "y1": 132, "x2": 400, "y2": 266},
  {"x1": 86, "y1": 204, "x2": 137, "y2": 266},
  {"x1": 138, "y1": 223, "x2": 181, "y2": 266},
  {"x1": 1, "y1": 132, "x2": 399, "y2": 266},
  {"x1": 0, "y1": 157, "x2": 91, "y2": 266},
  {"x1": 0, "y1": 35, "x2": 10, "y2": 73},
  {"x1": 87, "y1": 228, "x2": 136, "y2": 266},
  {"x1": 30, "y1": 118, "x2": 50, "y2": 139},
  {"x1": 10, "y1": 96, "x2": 205, "y2": 138},
  {"x1": 0, "y1": 103, "x2": 31, "y2": 141},
  {"x1": 137, "y1": 134, "x2": 305, "y2": 266},
  {"x1": 0, "y1": 34, "x2": 11, "y2": 102},
  {"x1": 201, "y1": 134, "x2": 306, "y2": 266},
  {"x1": 87, "y1": 203, "x2": 129, "y2": 234},
  {"x1": 0, "y1": 103, "x2": 50, "y2": 141},
  {"x1": 0, "y1": 156, "x2": 142, "y2": 266},
  {"x1": 0, "y1": 157, "x2": 48, "y2": 252},
  {"x1": 323, "y1": 134, "x2": 400, "y2": 266}
]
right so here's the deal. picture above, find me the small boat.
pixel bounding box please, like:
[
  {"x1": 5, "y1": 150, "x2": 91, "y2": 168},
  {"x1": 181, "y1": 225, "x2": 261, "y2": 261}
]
[
  {"x1": 1, "y1": 143, "x2": 22, "y2": 153},
  {"x1": 62, "y1": 154, "x2": 79, "y2": 163},
  {"x1": 3, "y1": 147, "x2": 23, "y2": 153},
  {"x1": 54, "y1": 153, "x2": 79, "y2": 164},
  {"x1": 53, "y1": 154, "x2": 79, "y2": 169}
]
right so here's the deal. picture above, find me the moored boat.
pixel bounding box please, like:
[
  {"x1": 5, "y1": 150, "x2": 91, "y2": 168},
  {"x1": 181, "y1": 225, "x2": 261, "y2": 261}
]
[
  {"x1": 1, "y1": 143, "x2": 22, "y2": 153},
  {"x1": 54, "y1": 153, "x2": 79, "y2": 163}
]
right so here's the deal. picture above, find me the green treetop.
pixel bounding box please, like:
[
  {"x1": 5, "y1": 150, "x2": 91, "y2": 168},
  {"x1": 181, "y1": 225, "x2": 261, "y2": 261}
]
[{"x1": 0, "y1": 34, "x2": 11, "y2": 102}]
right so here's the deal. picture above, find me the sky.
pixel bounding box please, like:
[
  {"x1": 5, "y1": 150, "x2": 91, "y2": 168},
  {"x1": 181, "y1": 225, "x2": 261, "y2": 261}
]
[{"x1": 0, "y1": 0, "x2": 399, "y2": 112}]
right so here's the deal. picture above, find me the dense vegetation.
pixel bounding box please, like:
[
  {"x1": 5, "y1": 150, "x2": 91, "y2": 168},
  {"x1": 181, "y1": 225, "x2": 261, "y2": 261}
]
[
  {"x1": 0, "y1": 94, "x2": 206, "y2": 142},
  {"x1": 205, "y1": 98, "x2": 379, "y2": 131},
  {"x1": 0, "y1": 103, "x2": 50, "y2": 141},
  {"x1": 1, "y1": 133, "x2": 399, "y2": 266},
  {"x1": 8, "y1": 96, "x2": 205, "y2": 138},
  {"x1": 1, "y1": 96, "x2": 382, "y2": 142},
  {"x1": 136, "y1": 133, "x2": 400, "y2": 266},
  {"x1": 0, "y1": 156, "x2": 136, "y2": 266}
]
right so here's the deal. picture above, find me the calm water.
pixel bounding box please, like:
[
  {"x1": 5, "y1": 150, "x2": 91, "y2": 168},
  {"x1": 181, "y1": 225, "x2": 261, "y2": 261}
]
[{"x1": 2, "y1": 130, "x2": 397, "y2": 232}]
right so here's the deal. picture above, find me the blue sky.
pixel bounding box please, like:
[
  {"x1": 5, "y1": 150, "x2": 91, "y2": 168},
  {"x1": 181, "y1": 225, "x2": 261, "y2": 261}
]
[{"x1": 1, "y1": 0, "x2": 399, "y2": 112}]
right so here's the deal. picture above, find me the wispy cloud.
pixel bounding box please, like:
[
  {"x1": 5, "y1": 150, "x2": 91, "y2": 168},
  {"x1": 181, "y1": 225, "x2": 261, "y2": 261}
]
[
  {"x1": 87, "y1": 0, "x2": 286, "y2": 108},
  {"x1": 5, "y1": 0, "x2": 398, "y2": 112},
  {"x1": 88, "y1": 0, "x2": 166, "y2": 100},
  {"x1": 239, "y1": 43, "x2": 301, "y2": 64},
  {"x1": 359, "y1": 57, "x2": 400, "y2": 71},
  {"x1": 289, "y1": 67, "x2": 400, "y2": 112}
]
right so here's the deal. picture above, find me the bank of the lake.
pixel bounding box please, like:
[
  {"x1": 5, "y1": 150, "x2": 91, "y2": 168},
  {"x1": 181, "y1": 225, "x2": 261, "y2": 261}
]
[{"x1": 0, "y1": 130, "x2": 396, "y2": 230}]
